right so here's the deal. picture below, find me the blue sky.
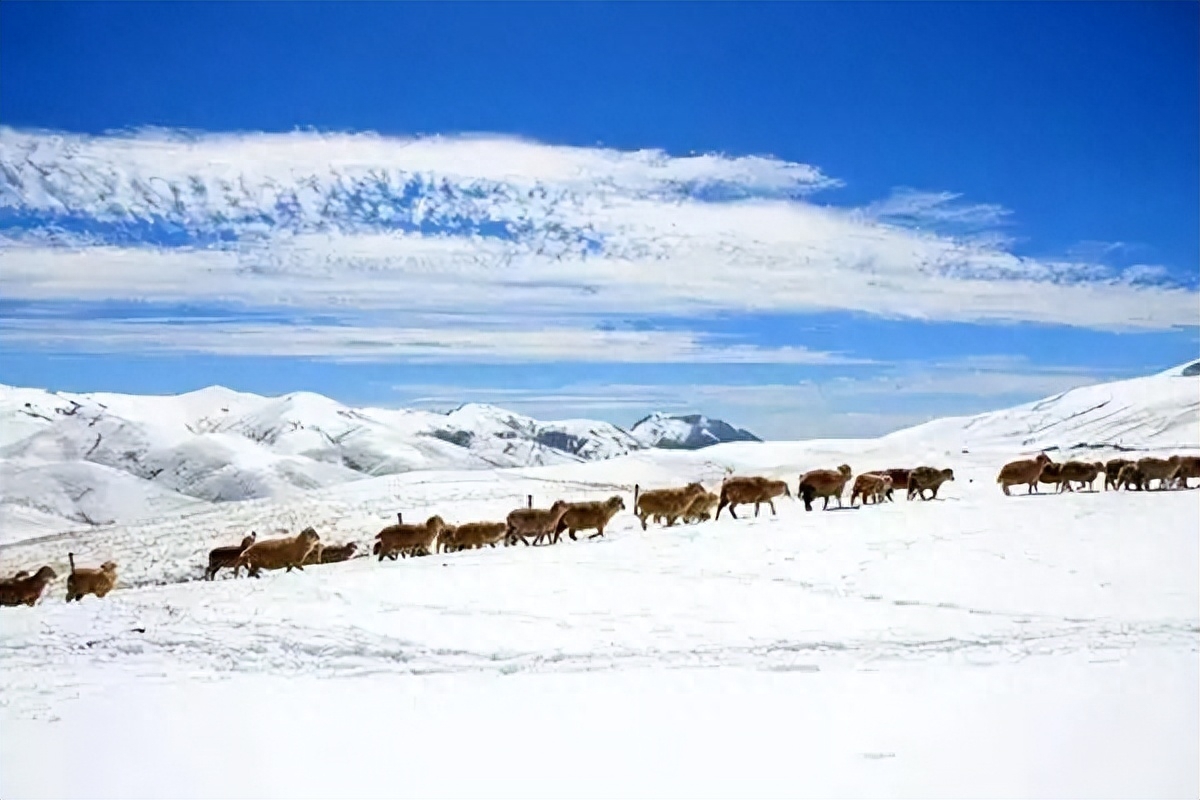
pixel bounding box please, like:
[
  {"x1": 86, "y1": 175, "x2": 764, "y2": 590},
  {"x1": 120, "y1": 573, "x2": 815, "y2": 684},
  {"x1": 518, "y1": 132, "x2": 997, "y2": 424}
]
[{"x1": 1, "y1": 1, "x2": 1197, "y2": 438}]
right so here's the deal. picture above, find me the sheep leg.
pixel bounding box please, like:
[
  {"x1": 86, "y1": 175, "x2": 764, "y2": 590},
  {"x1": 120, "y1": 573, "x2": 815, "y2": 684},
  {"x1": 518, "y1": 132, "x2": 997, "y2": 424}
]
[
  {"x1": 638, "y1": 513, "x2": 648, "y2": 531},
  {"x1": 768, "y1": 499, "x2": 777, "y2": 515},
  {"x1": 728, "y1": 503, "x2": 739, "y2": 519},
  {"x1": 569, "y1": 528, "x2": 578, "y2": 541}
]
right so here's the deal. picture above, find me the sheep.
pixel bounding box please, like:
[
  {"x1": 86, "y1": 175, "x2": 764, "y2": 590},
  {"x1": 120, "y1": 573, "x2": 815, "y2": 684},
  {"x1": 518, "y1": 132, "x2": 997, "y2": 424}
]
[
  {"x1": 204, "y1": 532, "x2": 257, "y2": 580},
  {"x1": 233, "y1": 528, "x2": 321, "y2": 577},
  {"x1": 1136, "y1": 457, "x2": 1178, "y2": 490},
  {"x1": 556, "y1": 496, "x2": 626, "y2": 541},
  {"x1": 879, "y1": 468, "x2": 911, "y2": 495},
  {"x1": 449, "y1": 521, "x2": 509, "y2": 550},
  {"x1": 797, "y1": 465, "x2": 853, "y2": 512},
  {"x1": 850, "y1": 473, "x2": 892, "y2": 506},
  {"x1": 1056, "y1": 461, "x2": 1105, "y2": 492},
  {"x1": 634, "y1": 483, "x2": 708, "y2": 530},
  {"x1": 996, "y1": 454, "x2": 1053, "y2": 496},
  {"x1": 312, "y1": 542, "x2": 352, "y2": 566},
  {"x1": 1115, "y1": 464, "x2": 1147, "y2": 491},
  {"x1": 374, "y1": 516, "x2": 444, "y2": 560},
  {"x1": 716, "y1": 476, "x2": 791, "y2": 520},
  {"x1": 1104, "y1": 458, "x2": 1134, "y2": 491},
  {"x1": 907, "y1": 467, "x2": 955, "y2": 500},
  {"x1": 1168, "y1": 455, "x2": 1200, "y2": 489},
  {"x1": 435, "y1": 525, "x2": 462, "y2": 553},
  {"x1": 681, "y1": 491, "x2": 720, "y2": 524},
  {"x1": 65, "y1": 553, "x2": 118, "y2": 602},
  {"x1": 506, "y1": 502, "x2": 572, "y2": 546},
  {"x1": 0, "y1": 566, "x2": 57, "y2": 607}
]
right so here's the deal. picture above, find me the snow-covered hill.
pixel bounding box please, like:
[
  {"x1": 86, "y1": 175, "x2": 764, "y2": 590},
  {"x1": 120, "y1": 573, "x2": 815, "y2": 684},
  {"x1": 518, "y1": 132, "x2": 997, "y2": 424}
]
[
  {"x1": 631, "y1": 412, "x2": 763, "y2": 449},
  {"x1": 0, "y1": 385, "x2": 649, "y2": 535},
  {"x1": 883, "y1": 359, "x2": 1200, "y2": 453}
]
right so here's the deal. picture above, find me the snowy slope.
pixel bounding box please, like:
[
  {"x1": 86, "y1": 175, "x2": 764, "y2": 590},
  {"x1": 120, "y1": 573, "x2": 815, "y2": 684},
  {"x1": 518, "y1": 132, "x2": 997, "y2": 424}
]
[
  {"x1": 631, "y1": 411, "x2": 762, "y2": 449},
  {"x1": 0, "y1": 444, "x2": 1196, "y2": 798},
  {"x1": 884, "y1": 359, "x2": 1200, "y2": 453}
]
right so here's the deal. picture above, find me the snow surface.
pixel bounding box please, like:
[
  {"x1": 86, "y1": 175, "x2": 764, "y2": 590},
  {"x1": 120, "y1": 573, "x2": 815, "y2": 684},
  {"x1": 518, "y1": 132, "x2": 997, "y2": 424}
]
[{"x1": 1, "y1": 363, "x2": 1197, "y2": 798}]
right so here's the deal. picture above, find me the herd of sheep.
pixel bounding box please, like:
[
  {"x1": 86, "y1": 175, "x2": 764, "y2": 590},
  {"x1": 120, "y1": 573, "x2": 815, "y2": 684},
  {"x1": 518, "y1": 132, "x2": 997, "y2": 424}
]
[{"x1": 1, "y1": 452, "x2": 1196, "y2": 609}]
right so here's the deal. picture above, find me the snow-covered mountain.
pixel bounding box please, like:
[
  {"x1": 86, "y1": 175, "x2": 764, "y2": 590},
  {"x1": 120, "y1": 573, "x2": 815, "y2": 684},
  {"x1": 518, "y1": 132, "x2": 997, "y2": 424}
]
[
  {"x1": 0, "y1": 384, "x2": 651, "y2": 534},
  {"x1": 630, "y1": 412, "x2": 762, "y2": 449}
]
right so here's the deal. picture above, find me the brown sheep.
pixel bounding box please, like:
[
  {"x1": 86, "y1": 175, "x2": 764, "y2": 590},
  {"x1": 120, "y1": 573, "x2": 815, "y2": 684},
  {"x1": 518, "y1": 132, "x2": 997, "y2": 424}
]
[
  {"x1": 556, "y1": 496, "x2": 626, "y2": 541},
  {"x1": 374, "y1": 516, "x2": 444, "y2": 560},
  {"x1": 907, "y1": 467, "x2": 955, "y2": 500},
  {"x1": 996, "y1": 454, "x2": 1053, "y2": 496},
  {"x1": 1136, "y1": 457, "x2": 1177, "y2": 490},
  {"x1": 879, "y1": 468, "x2": 910, "y2": 494},
  {"x1": 1169, "y1": 455, "x2": 1200, "y2": 489},
  {"x1": 204, "y1": 532, "x2": 257, "y2": 580},
  {"x1": 449, "y1": 521, "x2": 509, "y2": 550},
  {"x1": 435, "y1": 525, "x2": 462, "y2": 553},
  {"x1": 797, "y1": 465, "x2": 853, "y2": 512},
  {"x1": 1056, "y1": 461, "x2": 1105, "y2": 492},
  {"x1": 65, "y1": 553, "x2": 118, "y2": 602},
  {"x1": 0, "y1": 565, "x2": 58, "y2": 607},
  {"x1": 716, "y1": 477, "x2": 791, "y2": 520},
  {"x1": 682, "y1": 491, "x2": 720, "y2": 524},
  {"x1": 850, "y1": 473, "x2": 892, "y2": 506},
  {"x1": 634, "y1": 483, "x2": 708, "y2": 530},
  {"x1": 316, "y1": 542, "x2": 359, "y2": 564},
  {"x1": 1104, "y1": 458, "x2": 1133, "y2": 491},
  {"x1": 1116, "y1": 464, "x2": 1147, "y2": 491},
  {"x1": 505, "y1": 501, "x2": 571, "y2": 546},
  {"x1": 234, "y1": 528, "x2": 321, "y2": 577}
]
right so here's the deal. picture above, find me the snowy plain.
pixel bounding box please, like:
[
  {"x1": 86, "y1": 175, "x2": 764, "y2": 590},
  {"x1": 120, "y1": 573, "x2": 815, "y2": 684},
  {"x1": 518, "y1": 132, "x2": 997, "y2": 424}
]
[{"x1": 0, "y1": 364, "x2": 1198, "y2": 798}]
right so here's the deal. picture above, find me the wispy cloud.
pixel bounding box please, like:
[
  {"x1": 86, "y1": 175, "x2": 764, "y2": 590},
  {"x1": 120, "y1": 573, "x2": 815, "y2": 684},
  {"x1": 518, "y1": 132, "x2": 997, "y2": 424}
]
[
  {"x1": 863, "y1": 187, "x2": 1012, "y2": 231},
  {"x1": 1, "y1": 126, "x2": 1196, "y2": 367},
  {"x1": 0, "y1": 317, "x2": 856, "y2": 364}
]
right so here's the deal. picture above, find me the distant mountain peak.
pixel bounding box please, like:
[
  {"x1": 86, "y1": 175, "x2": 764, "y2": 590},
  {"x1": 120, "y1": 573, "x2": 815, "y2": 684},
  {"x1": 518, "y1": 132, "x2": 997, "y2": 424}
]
[{"x1": 630, "y1": 412, "x2": 761, "y2": 450}]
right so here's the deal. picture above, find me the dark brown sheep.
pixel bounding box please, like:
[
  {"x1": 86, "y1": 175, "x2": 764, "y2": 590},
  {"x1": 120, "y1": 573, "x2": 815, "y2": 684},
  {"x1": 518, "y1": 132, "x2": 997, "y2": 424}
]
[
  {"x1": 374, "y1": 517, "x2": 444, "y2": 560},
  {"x1": 0, "y1": 566, "x2": 58, "y2": 607},
  {"x1": 506, "y1": 502, "x2": 571, "y2": 546},
  {"x1": 556, "y1": 496, "x2": 626, "y2": 541},
  {"x1": 850, "y1": 473, "x2": 892, "y2": 506},
  {"x1": 996, "y1": 454, "x2": 1053, "y2": 496},
  {"x1": 1169, "y1": 455, "x2": 1200, "y2": 489},
  {"x1": 634, "y1": 483, "x2": 708, "y2": 530},
  {"x1": 1116, "y1": 464, "x2": 1147, "y2": 491},
  {"x1": 1136, "y1": 457, "x2": 1177, "y2": 490},
  {"x1": 1104, "y1": 458, "x2": 1133, "y2": 491},
  {"x1": 797, "y1": 465, "x2": 853, "y2": 511},
  {"x1": 65, "y1": 553, "x2": 118, "y2": 601},
  {"x1": 204, "y1": 532, "x2": 257, "y2": 580},
  {"x1": 907, "y1": 467, "x2": 955, "y2": 500},
  {"x1": 234, "y1": 528, "x2": 321, "y2": 577},
  {"x1": 716, "y1": 477, "x2": 791, "y2": 520},
  {"x1": 877, "y1": 468, "x2": 910, "y2": 494}
]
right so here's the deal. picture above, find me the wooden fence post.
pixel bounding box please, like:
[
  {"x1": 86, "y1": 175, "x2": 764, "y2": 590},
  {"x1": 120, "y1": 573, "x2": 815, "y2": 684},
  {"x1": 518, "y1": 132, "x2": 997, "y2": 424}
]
[{"x1": 527, "y1": 494, "x2": 533, "y2": 508}]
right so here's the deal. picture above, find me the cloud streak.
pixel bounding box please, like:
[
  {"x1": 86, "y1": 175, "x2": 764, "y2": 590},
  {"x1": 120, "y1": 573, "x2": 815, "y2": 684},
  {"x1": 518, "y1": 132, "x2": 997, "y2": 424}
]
[{"x1": 1, "y1": 125, "x2": 1196, "y2": 367}]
